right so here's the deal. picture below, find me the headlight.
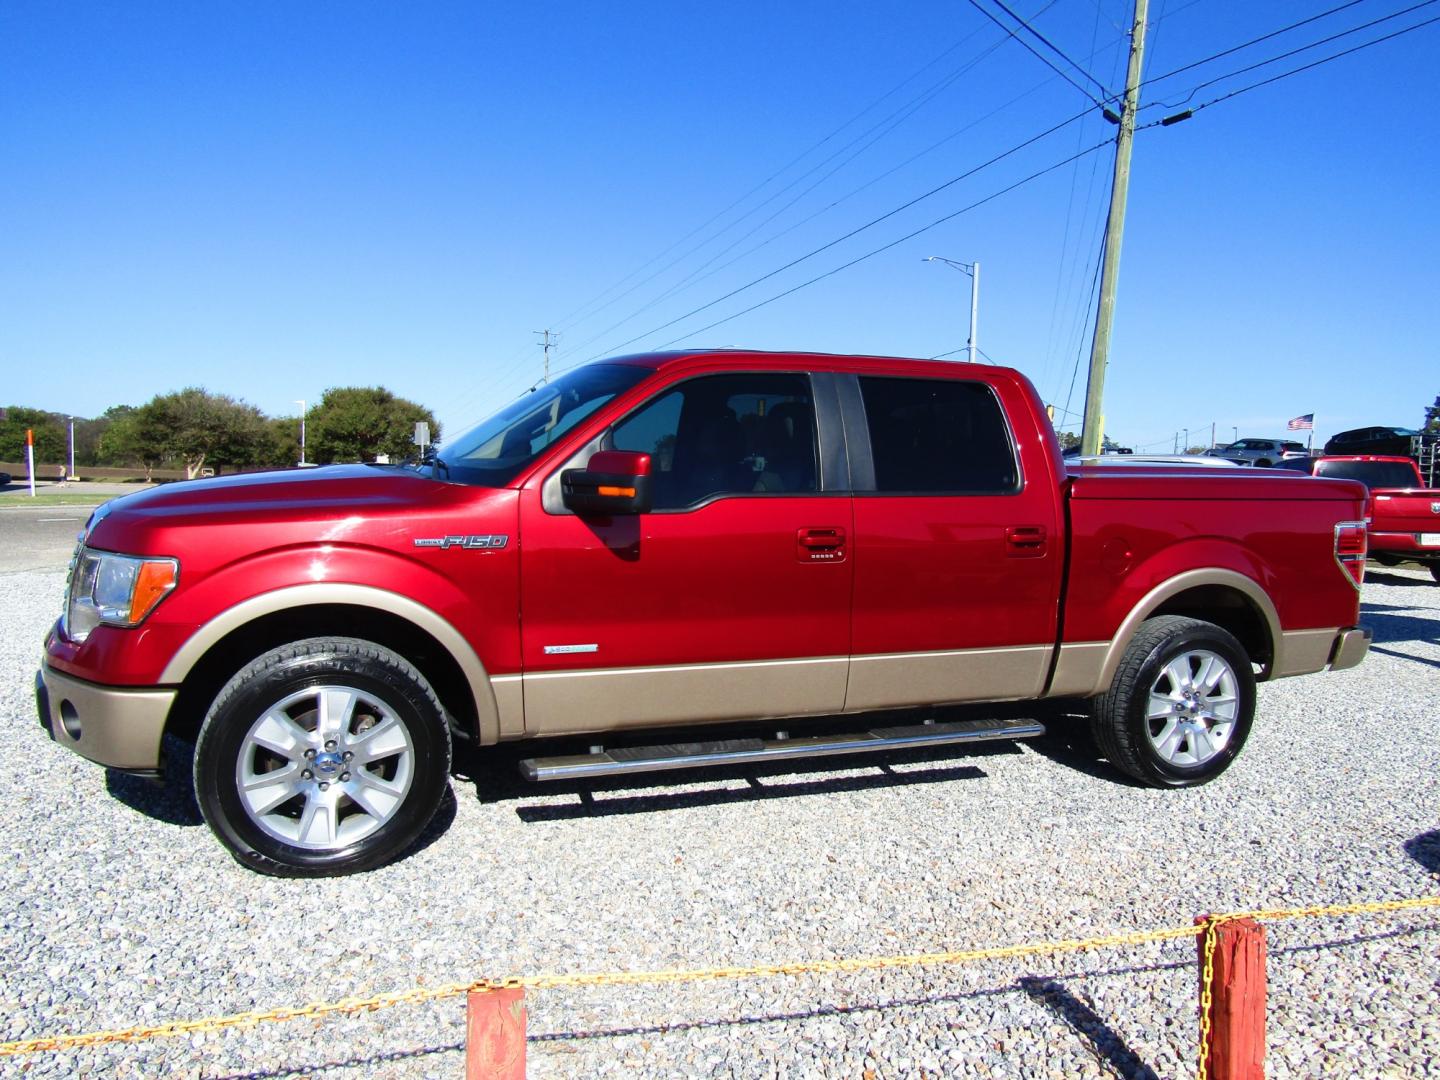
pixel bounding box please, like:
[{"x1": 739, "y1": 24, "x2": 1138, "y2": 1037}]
[{"x1": 64, "y1": 549, "x2": 179, "y2": 643}]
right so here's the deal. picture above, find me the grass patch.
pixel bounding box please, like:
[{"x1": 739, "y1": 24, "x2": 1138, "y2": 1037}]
[{"x1": 0, "y1": 493, "x2": 113, "y2": 508}]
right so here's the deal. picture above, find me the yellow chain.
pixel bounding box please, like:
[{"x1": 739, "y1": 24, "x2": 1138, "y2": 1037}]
[
  {"x1": 1197, "y1": 917, "x2": 1220, "y2": 1080},
  {"x1": 2, "y1": 893, "x2": 1434, "y2": 1058}
]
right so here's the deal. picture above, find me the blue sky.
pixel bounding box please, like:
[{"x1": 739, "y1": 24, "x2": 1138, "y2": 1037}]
[{"x1": 3, "y1": 0, "x2": 1437, "y2": 452}]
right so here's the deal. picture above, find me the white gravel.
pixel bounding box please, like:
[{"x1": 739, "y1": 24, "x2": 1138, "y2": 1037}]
[{"x1": 1, "y1": 561, "x2": 1436, "y2": 1078}]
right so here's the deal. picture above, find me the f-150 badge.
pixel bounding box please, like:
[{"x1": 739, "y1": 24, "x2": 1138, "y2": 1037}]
[{"x1": 413, "y1": 535, "x2": 509, "y2": 550}]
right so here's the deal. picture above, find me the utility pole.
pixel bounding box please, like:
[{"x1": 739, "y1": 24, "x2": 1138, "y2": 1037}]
[
  {"x1": 1080, "y1": 0, "x2": 1149, "y2": 457},
  {"x1": 534, "y1": 329, "x2": 559, "y2": 383},
  {"x1": 66, "y1": 418, "x2": 75, "y2": 481}
]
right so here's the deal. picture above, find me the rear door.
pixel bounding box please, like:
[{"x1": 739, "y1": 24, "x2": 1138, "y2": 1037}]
[
  {"x1": 842, "y1": 372, "x2": 1063, "y2": 711},
  {"x1": 518, "y1": 370, "x2": 854, "y2": 734}
]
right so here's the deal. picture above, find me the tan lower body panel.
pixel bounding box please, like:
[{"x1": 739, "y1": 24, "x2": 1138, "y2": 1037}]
[
  {"x1": 1272, "y1": 627, "x2": 1343, "y2": 678},
  {"x1": 41, "y1": 665, "x2": 174, "y2": 771},
  {"x1": 522, "y1": 656, "x2": 849, "y2": 736},
  {"x1": 843, "y1": 645, "x2": 1052, "y2": 713},
  {"x1": 1044, "y1": 642, "x2": 1109, "y2": 698},
  {"x1": 490, "y1": 675, "x2": 524, "y2": 739}
]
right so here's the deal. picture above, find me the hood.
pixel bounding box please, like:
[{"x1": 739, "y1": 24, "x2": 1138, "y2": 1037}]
[{"x1": 93, "y1": 465, "x2": 441, "y2": 522}]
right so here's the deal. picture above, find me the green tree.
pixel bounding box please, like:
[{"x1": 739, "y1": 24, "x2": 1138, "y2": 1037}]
[
  {"x1": 1056, "y1": 430, "x2": 1081, "y2": 451},
  {"x1": 105, "y1": 389, "x2": 270, "y2": 479},
  {"x1": 309, "y1": 387, "x2": 439, "y2": 464},
  {"x1": 97, "y1": 405, "x2": 169, "y2": 478},
  {"x1": 263, "y1": 416, "x2": 302, "y2": 468},
  {"x1": 0, "y1": 407, "x2": 67, "y2": 466},
  {"x1": 1424, "y1": 394, "x2": 1439, "y2": 433}
]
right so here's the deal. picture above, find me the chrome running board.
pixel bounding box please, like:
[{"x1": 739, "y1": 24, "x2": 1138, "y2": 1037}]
[{"x1": 518, "y1": 717, "x2": 1044, "y2": 782}]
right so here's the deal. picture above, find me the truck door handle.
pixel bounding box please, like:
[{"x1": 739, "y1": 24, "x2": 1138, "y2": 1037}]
[
  {"x1": 1005, "y1": 525, "x2": 1047, "y2": 557},
  {"x1": 797, "y1": 527, "x2": 846, "y2": 562}
]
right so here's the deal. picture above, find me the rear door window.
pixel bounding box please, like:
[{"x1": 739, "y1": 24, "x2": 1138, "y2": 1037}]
[{"x1": 858, "y1": 376, "x2": 1018, "y2": 493}]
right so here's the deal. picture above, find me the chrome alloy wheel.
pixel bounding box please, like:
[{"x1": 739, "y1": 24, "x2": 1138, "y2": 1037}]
[
  {"x1": 235, "y1": 685, "x2": 415, "y2": 850},
  {"x1": 1144, "y1": 649, "x2": 1240, "y2": 767}
]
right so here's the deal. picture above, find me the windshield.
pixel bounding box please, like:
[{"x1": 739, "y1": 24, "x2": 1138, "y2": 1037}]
[
  {"x1": 1315, "y1": 460, "x2": 1420, "y2": 489},
  {"x1": 433, "y1": 364, "x2": 651, "y2": 487}
]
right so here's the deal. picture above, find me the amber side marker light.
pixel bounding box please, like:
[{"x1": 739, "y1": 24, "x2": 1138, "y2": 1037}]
[
  {"x1": 597, "y1": 486, "x2": 636, "y2": 498},
  {"x1": 129, "y1": 560, "x2": 179, "y2": 623}
]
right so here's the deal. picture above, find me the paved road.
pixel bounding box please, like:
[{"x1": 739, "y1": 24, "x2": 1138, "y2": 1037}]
[{"x1": 0, "y1": 507, "x2": 88, "y2": 573}]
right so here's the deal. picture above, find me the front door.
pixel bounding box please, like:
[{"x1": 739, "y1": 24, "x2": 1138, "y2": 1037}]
[{"x1": 518, "y1": 371, "x2": 853, "y2": 735}]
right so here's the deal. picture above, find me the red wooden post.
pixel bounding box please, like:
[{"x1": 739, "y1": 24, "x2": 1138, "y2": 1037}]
[
  {"x1": 1196, "y1": 916, "x2": 1267, "y2": 1080},
  {"x1": 466, "y1": 987, "x2": 527, "y2": 1080}
]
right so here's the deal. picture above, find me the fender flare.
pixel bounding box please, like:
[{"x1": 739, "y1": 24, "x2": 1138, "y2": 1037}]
[
  {"x1": 1083, "y1": 568, "x2": 1282, "y2": 697},
  {"x1": 159, "y1": 583, "x2": 503, "y2": 744}
]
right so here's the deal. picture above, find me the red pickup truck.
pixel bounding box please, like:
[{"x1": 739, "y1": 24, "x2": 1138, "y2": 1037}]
[
  {"x1": 38, "y1": 351, "x2": 1372, "y2": 876},
  {"x1": 1272, "y1": 454, "x2": 1440, "y2": 581}
]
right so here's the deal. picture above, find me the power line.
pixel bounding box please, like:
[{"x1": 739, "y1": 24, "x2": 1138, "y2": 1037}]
[
  {"x1": 1138, "y1": 0, "x2": 1369, "y2": 91},
  {"x1": 1140, "y1": 0, "x2": 1434, "y2": 110},
  {"x1": 649, "y1": 138, "x2": 1114, "y2": 352},
  {"x1": 580, "y1": 108, "x2": 1095, "y2": 363},
  {"x1": 989, "y1": 0, "x2": 1115, "y2": 97},
  {"x1": 546, "y1": 13, "x2": 1043, "y2": 338},
  {"x1": 559, "y1": 10, "x2": 1103, "y2": 364},
  {"x1": 500, "y1": 2, "x2": 1439, "y2": 400},
  {"x1": 1147, "y1": 7, "x2": 1440, "y2": 121},
  {"x1": 964, "y1": 0, "x2": 1111, "y2": 109},
  {"x1": 555, "y1": 27, "x2": 1030, "y2": 360},
  {"x1": 1039, "y1": 0, "x2": 1113, "y2": 401}
]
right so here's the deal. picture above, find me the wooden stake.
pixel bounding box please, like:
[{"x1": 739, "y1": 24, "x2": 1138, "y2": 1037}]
[
  {"x1": 1197, "y1": 916, "x2": 1267, "y2": 1079},
  {"x1": 466, "y1": 987, "x2": 526, "y2": 1080}
]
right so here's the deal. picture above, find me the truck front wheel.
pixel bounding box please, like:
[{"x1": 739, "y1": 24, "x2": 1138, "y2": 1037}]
[
  {"x1": 194, "y1": 638, "x2": 452, "y2": 876},
  {"x1": 1089, "y1": 616, "x2": 1255, "y2": 787}
]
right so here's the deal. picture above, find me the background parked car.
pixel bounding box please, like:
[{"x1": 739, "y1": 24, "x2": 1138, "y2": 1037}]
[
  {"x1": 0, "y1": 471, "x2": 12, "y2": 487},
  {"x1": 1206, "y1": 438, "x2": 1310, "y2": 466},
  {"x1": 1323, "y1": 426, "x2": 1423, "y2": 456}
]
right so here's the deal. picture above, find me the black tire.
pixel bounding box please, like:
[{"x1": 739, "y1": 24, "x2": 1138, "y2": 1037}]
[
  {"x1": 1089, "y1": 615, "x2": 1255, "y2": 788},
  {"x1": 1430, "y1": 564, "x2": 1440, "y2": 584},
  {"x1": 1255, "y1": 459, "x2": 1272, "y2": 468},
  {"x1": 194, "y1": 637, "x2": 451, "y2": 877}
]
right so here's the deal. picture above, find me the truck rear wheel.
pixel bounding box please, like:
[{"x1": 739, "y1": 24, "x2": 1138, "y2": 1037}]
[
  {"x1": 194, "y1": 638, "x2": 451, "y2": 876},
  {"x1": 1089, "y1": 616, "x2": 1255, "y2": 787}
]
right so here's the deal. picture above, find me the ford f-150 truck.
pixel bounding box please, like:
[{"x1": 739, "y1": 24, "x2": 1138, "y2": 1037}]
[{"x1": 38, "y1": 351, "x2": 1373, "y2": 876}]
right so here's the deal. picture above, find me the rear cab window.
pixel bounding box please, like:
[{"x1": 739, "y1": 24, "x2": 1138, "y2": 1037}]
[{"x1": 857, "y1": 376, "x2": 1019, "y2": 493}]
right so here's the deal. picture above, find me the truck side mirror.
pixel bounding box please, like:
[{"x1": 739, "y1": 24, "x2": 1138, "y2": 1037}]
[{"x1": 561, "y1": 450, "x2": 653, "y2": 515}]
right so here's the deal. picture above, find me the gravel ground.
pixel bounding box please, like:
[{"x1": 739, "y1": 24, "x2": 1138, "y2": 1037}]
[{"x1": 1, "y1": 560, "x2": 1436, "y2": 1079}]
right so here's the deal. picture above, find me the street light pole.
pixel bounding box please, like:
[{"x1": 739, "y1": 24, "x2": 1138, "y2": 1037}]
[
  {"x1": 295, "y1": 400, "x2": 307, "y2": 466},
  {"x1": 923, "y1": 256, "x2": 980, "y2": 362},
  {"x1": 67, "y1": 417, "x2": 75, "y2": 481}
]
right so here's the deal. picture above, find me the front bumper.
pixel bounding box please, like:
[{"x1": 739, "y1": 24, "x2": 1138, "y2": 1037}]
[
  {"x1": 36, "y1": 665, "x2": 174, "y2": 772},
  {"x1": 1329, "y1": 627, "x2": 1372, "y2": 672}
]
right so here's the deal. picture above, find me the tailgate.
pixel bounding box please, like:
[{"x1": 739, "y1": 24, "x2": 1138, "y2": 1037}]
[{"x1": 1371, "y1": 488, "x2": 1440, "y2": 542}]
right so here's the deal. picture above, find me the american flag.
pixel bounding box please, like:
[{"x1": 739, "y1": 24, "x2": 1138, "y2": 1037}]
[{"x1": 1287, "y1": 414, "x2": 1314, "y2": 431}]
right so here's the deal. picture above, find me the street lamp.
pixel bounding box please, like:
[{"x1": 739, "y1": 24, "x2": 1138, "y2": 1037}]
[
  {"x1": 923, "y1": 256, "x2": 980, "y2": 363},
  {"x1": 295, "y1": 400, "x2": 307, "y2": 466}
]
